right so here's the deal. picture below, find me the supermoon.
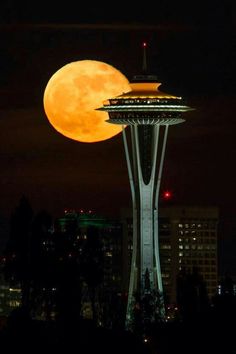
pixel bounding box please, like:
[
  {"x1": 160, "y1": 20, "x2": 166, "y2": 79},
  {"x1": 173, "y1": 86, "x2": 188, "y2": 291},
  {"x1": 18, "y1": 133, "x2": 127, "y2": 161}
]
[{"x1": 43, "y1": 60, "x2": 131, "y2": 143}]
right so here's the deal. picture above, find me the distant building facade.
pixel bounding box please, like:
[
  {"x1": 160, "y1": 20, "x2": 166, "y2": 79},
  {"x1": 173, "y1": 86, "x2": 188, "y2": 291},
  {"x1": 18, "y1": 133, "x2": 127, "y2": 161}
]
[
  {"x1": 0, "y1": 260, "x2": 21, "y2": 317},
  {"x1": 56, "y1": 210, "x2": 123, "y2": 325},
  {"x1": 57, "y1": 210, "x2": 123, "y2": 293},
  {"x1": 121, "y1": 206, "x2": 219, "y2": 305}
]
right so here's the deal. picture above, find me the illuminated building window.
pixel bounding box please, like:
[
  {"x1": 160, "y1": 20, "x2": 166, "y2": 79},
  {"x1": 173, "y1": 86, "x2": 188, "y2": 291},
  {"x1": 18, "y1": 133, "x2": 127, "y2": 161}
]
[
  {"x1": 9, "y1": 288, "x2": 21, "y2": 293},
  {"x1": 9, "y1": 300, "x2": 21, "y2": 308},
  {"x1": 162, "y1": 273, "x2": 170, "y2": 278},
  {"x1": 179, "y1": 245, "x2": 183, "y2": 249},
  {"x1": 178, "y1": 238, "x2": 182, "y2": 242},
  {"x1": 178, "y1": 224, "x2": 183, "y2": 228},
  {"x1": 162, "y1": 223, "x2": 170, "y2": 229},
  {"x1": 185, "y1": 224, "x2": 189, "y2": 228},
  {"x1": 179, "y1": 252, "x2": 183, "y2": 257},
  {"x1": 233, "y1": 285, "x2": 236, "y2": 295},
  {"x1": 163, "y1": 281, "x2": 170, "y2": 286},
  {"x1": 161, "y1": 245, "x2": 171, "y2": 249},
  {"x1": 105, "y1": 252, "x2": 112, "y2": 257}
]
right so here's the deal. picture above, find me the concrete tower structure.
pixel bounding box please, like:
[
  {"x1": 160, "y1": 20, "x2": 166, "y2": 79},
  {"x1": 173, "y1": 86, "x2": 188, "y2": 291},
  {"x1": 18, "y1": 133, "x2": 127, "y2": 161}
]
[{"x1": 99, "y1": 44, "x2": 192, "y2": 331}]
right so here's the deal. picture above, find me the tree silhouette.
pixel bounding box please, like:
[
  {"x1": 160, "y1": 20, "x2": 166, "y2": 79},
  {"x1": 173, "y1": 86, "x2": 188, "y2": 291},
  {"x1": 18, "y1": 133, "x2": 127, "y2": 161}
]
[
  {"x1": 53, "y1": 218, "x2": 82, "y2": 325},
  {"x1": 176, "y1": 267, "x2": 209, "y2": 322},
  {"x1": 211, "y1": 274, "x2": 236, "y2": 325},
  {"x1": 80, "y1": 226, "x2": 104, "y2": 324},
  {"x1": 30, "y1": 210, "x2": 54, "y2": 320},
  {"x1": 3, "y1": 205, "x2": 107, "y2": 327},
  {"x1": 4, "y1": 196, "x2": 33, "y2": 312}
]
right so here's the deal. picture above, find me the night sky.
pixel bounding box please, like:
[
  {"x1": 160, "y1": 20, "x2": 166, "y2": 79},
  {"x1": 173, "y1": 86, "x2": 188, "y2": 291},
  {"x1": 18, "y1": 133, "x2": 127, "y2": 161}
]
[{"x1": 0, "y1": 1, "x2": 236, "y2": 273}]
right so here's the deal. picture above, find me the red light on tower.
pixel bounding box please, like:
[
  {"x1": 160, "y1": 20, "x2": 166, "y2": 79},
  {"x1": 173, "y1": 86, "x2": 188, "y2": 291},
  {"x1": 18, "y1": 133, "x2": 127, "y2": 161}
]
[
  {"x1": 163, "y1": 190, "x2": 172, "y2": 200},
  {"x1": 142, "y1": 42, "x2": 147, "y2": 48}
]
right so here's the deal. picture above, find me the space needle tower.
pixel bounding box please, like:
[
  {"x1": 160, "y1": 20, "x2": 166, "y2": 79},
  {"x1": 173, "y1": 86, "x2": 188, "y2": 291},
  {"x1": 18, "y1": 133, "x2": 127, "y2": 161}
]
[{"x1": 99, "y1": 43, "x2": 192, "y2": 331}]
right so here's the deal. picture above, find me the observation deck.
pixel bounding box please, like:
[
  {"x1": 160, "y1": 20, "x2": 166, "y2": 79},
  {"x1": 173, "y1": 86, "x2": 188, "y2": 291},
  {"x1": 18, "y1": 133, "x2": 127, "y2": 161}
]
[{"x1": 99, "y1": 82, "x2": 193, "y2": 125}]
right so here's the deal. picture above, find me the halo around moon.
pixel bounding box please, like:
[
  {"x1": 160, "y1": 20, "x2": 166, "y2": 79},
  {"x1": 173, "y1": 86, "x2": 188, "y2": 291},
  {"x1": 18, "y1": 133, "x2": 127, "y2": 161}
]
[{"x1": 43, "y1": 60, "x2": 131, "y2": 143}]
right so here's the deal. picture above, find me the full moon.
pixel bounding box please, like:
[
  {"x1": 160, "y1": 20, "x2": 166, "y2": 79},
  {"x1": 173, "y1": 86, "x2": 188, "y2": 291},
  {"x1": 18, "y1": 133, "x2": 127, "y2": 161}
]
[{"x1": 43, "y1": 60, "x2": 131, "y2": 143}]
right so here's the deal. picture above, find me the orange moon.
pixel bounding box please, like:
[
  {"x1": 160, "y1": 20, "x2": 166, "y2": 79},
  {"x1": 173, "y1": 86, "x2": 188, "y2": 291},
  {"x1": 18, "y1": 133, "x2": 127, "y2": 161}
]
[{"x1": 43, "y1": 60, "x2": 131, "y2": 143}]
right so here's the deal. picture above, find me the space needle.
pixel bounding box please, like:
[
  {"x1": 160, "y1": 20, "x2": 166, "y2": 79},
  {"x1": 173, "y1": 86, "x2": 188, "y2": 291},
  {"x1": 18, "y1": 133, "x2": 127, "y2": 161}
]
[{"x1": 99, "y1": 43, "x2": 192, "y2": 332}]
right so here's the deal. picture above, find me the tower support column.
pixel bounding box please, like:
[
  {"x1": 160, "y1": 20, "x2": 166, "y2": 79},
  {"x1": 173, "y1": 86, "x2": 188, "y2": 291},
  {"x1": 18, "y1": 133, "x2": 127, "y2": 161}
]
[{"x1": 123, "y1": 124, "x2": 169, "y2": 330}]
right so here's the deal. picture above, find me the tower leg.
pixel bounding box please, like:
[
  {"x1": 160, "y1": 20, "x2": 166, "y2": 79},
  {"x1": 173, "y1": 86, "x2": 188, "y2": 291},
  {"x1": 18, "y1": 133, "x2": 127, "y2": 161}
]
[{"x1": 123, "y1": 125, "x2": 168, "y2": 332}]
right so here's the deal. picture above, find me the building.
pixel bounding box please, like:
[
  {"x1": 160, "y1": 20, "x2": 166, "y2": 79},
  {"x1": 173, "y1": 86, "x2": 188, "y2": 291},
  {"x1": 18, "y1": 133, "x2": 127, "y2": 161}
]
[
  {"x1": 0, "y1": 258, "x2": 21, "y2": 318},
  {"x1": 57, "y1": 210, "x2": 123, "y2": 293},
  {"x1": 121, "y1": 205, "x2": 219, "y2": 306},
  {"x1": 56, "y1": 210, "x2": 123, "y2": 325}
]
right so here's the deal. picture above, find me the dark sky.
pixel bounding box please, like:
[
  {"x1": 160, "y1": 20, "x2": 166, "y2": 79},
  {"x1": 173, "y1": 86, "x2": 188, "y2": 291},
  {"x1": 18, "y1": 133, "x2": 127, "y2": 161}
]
[{"x1": 0, "y1": 1, "x2": 236, "y2": 269}]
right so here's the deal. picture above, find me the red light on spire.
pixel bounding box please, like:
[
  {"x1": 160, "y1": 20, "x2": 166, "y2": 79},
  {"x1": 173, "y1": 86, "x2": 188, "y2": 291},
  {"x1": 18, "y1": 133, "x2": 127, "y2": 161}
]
[{"x1": 142, "y1": 42, "x2": 147, "y2": 72}]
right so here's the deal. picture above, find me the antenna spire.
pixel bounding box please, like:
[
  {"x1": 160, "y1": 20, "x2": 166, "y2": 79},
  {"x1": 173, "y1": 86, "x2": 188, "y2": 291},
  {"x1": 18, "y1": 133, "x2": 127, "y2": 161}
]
[
  {"x1": 142, "y1": 42, "x2": 147, "y2": 73},
  {"x1": 131, "y1": 42, "x2": 158, "y2": 82}
]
